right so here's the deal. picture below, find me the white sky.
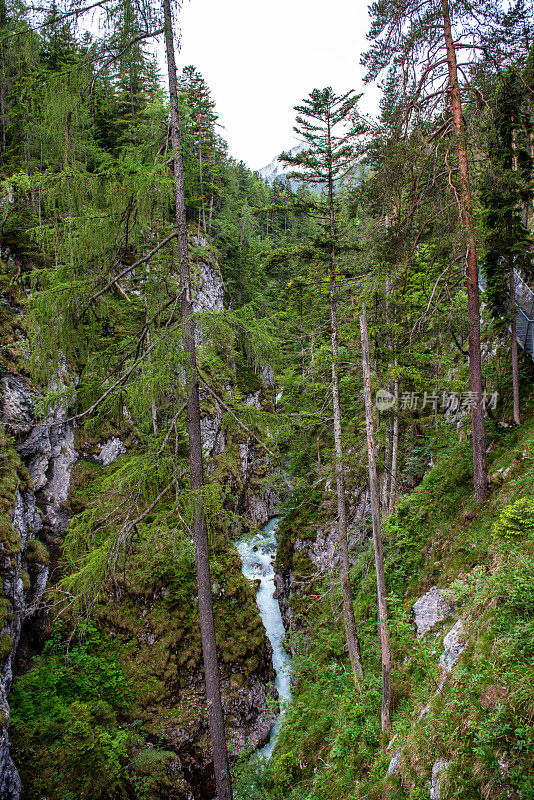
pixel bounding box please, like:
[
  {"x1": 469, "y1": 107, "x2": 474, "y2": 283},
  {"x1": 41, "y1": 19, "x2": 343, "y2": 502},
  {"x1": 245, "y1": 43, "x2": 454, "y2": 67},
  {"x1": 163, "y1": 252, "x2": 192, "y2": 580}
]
[{"x1": 173, "y1": 0, "x2": 380, "y2": 170}]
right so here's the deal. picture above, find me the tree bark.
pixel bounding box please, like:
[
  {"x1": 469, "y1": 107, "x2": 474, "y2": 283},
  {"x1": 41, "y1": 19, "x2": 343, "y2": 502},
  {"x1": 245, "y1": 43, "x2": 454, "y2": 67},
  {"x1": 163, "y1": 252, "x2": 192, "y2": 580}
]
[
  {"x1": 326, "y1": 108, "x2": 364, "y2": 687},
  {"x1": 359, "y1": 304, "x2": 392, "y2": 735},
  {"x1": 440, "y1": 0, "x2": 488, "y2": 502},
  {"x1": 145, "y1": 313, "x2": 159, "y2": 436},
  {"x1": 162, "y1": 2, "x2": 233, "y2": 797},
  {"x1": 198, "y1": 136, "x2": 207, "y2": 235},
  {"x1": 389, "y1": 376, "x2": 399, "y2": 515},
  {"x1": 509, "y1": 256, "x2": 521, "y2": 425},
  {"x1": 382, "y1": 416, "x2": 392, "y2": 515}
]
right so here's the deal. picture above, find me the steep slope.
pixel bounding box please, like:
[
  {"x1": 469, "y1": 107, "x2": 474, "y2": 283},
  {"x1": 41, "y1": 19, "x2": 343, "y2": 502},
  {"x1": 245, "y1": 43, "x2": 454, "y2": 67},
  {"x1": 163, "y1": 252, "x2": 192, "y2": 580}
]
[
  {"x1": 0, "y1": 242, "x2": 281, "y2": 800},
  {"x1": 237, "y1": 385, "x2": 534, "y2": 800}
]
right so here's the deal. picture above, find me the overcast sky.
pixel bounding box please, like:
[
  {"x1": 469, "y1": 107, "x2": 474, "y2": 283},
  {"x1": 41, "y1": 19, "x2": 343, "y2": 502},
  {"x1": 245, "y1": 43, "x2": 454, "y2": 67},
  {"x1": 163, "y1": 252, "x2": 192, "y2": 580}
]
[{"x1": 173, "y1": 0, "x2": 380, "y2": 171}]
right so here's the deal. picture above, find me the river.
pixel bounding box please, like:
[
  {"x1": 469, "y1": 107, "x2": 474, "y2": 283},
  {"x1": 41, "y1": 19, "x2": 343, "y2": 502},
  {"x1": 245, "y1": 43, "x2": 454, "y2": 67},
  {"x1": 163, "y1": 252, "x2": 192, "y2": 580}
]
[{"x1": 235, "y1": 516, "x2": 291, "y2": 759}]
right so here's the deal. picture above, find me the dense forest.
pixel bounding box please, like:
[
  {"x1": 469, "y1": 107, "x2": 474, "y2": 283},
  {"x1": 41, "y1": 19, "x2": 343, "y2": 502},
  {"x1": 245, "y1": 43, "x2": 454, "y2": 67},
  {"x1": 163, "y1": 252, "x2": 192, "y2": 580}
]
[{"x1": 1, "y1": 0, "x2": 534, "y2": 799}]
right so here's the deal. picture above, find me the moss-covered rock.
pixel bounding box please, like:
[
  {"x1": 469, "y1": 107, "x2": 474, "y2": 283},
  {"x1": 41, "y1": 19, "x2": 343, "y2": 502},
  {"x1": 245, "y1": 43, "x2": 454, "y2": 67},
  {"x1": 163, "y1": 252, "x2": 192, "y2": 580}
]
[
  {"x1": 25, "y1": 537, "x2": 49, "y2": 567},
  {"x1": 0, "y1": 633, "x2": 14, "y2": 661}
]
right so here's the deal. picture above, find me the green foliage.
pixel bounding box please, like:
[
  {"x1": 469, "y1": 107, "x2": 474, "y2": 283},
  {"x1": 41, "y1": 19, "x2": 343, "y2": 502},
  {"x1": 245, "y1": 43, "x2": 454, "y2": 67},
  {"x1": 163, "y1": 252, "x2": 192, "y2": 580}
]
[
  {"x1": 10, "y1": 622, "x2": 132, "y2": 800},
  {"x1": 26, "y1": 537, "x2": 49, "y2": 566},
  {"x1": 493, "y1": 497, "x2": 534, "y2": 541}
]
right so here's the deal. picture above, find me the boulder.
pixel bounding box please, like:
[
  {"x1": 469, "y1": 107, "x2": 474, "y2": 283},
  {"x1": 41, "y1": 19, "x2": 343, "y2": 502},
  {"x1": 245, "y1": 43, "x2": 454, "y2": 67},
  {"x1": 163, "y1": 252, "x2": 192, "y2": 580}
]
[{"x1": 412, "y1": 587, "x2": 453, "y2": 636}]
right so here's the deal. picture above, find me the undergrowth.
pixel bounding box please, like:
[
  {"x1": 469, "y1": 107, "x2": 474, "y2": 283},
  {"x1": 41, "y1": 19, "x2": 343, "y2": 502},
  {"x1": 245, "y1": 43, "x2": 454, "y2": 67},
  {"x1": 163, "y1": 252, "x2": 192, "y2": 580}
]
[{"x1": 237, "y1": 394, "x2": 534, "y2": 800}]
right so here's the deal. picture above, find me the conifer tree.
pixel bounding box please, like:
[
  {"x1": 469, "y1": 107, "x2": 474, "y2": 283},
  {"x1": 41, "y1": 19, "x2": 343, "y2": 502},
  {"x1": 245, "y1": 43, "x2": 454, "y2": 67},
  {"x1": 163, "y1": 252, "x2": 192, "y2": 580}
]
[
  {"x1": 280, "y1": 87, "x2": 365, "y2": 686},
  {"x1": 178, "y1": 65, "x2": 220, "y2": 233},
  {"x1": 162, "y1": 1, "x2": 233, "y2": 798},
  {"x1": 362, "y1": 0, "x2": 524, "y2": 501},
  {"x1": 480, "y1": 68, "x2": 533, "y2": 426}
]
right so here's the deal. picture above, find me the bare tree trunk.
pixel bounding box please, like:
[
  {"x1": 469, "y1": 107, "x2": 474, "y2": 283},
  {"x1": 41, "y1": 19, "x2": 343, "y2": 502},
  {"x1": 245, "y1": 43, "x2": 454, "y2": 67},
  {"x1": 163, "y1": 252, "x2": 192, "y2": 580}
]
[
  {"x1": 441, "y1": 0, "x2": 488, "y2": 502},
  {"x1": 162, "y1": 2, "x2": 233, "y2": 797},
  {"x1": 208, "y1": 193, "x2": 214, "y2": 233},
  {"x1": 0, "y1": 84, "x2": 5, "y2": 155},
  {"x1": 509, "y1": 257, "x2": 521, "y2": 425},
  {"x1": 359, "y1": 303, "x2": 392, "y2": 735},
  {"x1": 326, "y1": 110, "x2": 364, "y2": 687},
  {"x1": 311, "y1": 333, "x2": 322, "y2": 480},
  {"x1": 145, "y1": 314, "x2": 159, "y2": 436},
  {"x1": 510, "y1": 137, "x2": 522, "y2": 426},
  {"x1": 198, "y1": 136, "x2": 207, "y2": 236},
  {"x1": 381, "y1": 278, "x2": 393, "y2": 513},
  {"x1": 382, "y1": 416, "x2": 392, "y2": 515},
  {"x1": 389, "y1": 376, "x2": 399, "y2": 514},
  {"x1": 330, "y1": 276, "x2": 364, "y2": 685}
]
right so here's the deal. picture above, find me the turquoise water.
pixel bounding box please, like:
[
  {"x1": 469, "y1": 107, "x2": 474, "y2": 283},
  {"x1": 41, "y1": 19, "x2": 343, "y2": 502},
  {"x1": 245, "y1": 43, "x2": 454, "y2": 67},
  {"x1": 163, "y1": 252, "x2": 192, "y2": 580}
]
[{"x1": 235, "y1": 516, "x2": 291, "y2": 758}]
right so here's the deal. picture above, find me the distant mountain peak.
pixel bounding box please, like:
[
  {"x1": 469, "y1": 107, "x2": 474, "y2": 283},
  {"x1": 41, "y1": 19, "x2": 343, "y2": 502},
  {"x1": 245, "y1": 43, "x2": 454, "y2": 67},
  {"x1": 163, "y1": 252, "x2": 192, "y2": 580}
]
[{"x1": 257, "y1": 143, "x2": 306, "y2": 184}]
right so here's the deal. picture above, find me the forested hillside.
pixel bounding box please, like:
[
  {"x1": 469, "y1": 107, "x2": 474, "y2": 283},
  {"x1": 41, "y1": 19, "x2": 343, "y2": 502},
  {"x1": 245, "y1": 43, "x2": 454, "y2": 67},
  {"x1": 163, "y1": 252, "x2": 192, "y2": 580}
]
[{"x1": 0, "y1": 1, "x2": 534, "y2": 799}]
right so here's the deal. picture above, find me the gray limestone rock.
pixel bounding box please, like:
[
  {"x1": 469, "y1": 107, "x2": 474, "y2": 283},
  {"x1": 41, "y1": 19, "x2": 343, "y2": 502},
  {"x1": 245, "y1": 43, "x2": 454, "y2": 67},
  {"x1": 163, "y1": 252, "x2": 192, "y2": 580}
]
[
  {"x1": 386, "y1": 752, "x2": 401, "y2": 777},
  {"x1": 412, "y1": 587, "x2": 453, "y2": 637},
  {"x1": 0, "y1": 365, "x2": 77, "y2": 798},
  {"x1": 429, "y1": 758, "x2": 449, "y2": 800},
  {"x1": 1, "y1": 376, "x2": 33, "y2": 436},
  {"x1": 439, "y1": 619, "x2": 466, "y2": 674},
  {"x1": 0, "y1": 488, "x2": 50, "y2": 800},
  {"x1": 95, "y1": 436, "x2": 126, "y2": 466},
  {"x1": 191, "y1": 255, "x2": 224, "y2": 315}
]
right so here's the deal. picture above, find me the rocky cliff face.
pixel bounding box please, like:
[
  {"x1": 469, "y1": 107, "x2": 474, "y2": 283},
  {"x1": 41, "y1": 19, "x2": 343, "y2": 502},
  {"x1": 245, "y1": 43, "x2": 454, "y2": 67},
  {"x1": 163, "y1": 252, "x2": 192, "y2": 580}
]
[
  {"x1": 0, "y1": 367, "x2": 77, "y2": 798},
  {"x1": 200, "y1": 384, "x2": 279, "y2": 530},
  {"x1": 0, "y1": 244, "x2": 280, "y2": 799}
]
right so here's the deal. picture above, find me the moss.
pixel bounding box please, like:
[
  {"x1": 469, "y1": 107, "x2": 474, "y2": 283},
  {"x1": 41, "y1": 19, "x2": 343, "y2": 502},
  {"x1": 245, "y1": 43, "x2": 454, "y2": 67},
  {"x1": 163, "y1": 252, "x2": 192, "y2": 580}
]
[
  {"x1": 0, "y1": 517, "x2": 21, "y2": 555},
  {"x1": 26, "y1": 537, "x2": 50, "y2": 567},
  {"x1": 0, "y1": 633, "x2": 14, "y2": 661},
  {"x1": 19, "y1": 570, "x2": 30, "y2": 591},
  {"x1": 0, "y1": 598, "x2": 13, "y2": 628},
  {"x1": 0, "y1": 427, "x2": 32, "y2": 558}
]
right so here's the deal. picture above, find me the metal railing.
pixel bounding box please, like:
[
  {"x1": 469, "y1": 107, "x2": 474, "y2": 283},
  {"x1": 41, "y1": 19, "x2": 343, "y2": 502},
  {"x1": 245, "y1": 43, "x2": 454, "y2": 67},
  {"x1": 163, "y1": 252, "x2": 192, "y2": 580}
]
[{"x1": 479, "y1": 268, "x2": 534, "y2": 360}]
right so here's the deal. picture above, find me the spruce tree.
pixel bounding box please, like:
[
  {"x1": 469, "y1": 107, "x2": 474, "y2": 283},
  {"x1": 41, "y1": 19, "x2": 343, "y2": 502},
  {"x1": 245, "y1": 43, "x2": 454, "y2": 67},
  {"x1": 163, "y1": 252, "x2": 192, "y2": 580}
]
[{"x1": 280, "y1": 87, "x2": 365, "y2": 686}]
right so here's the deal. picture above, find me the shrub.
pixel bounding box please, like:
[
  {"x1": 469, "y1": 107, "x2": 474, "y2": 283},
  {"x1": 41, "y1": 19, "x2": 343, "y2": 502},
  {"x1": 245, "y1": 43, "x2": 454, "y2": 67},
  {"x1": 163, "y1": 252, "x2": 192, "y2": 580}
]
[
  {"x1": 493, "y1": 498, "x2": 534, "y2": 541},
  {"x1": 10, "y1": 622, "x2": 132, "y2": 800}
]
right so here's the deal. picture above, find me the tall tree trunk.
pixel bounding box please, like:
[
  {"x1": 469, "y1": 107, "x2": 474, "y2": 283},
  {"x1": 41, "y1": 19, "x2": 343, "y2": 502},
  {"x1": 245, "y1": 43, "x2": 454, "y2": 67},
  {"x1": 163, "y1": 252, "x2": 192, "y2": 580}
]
[
  {"x1": 382, "y1": 416, "x2": 392, "y2": 515},
  {"x1": 162, "y1": 2, "x2": 233, "y2": 797},
  {"x1": 208, "y1": 193, "x2": 214, "y2": 233},
  {"x1": 441, "y1": 0, "x2": 488, "y2": 502},
  {"x1": 326, "y1": 110, "x2": 364, "y2": 687},
  {"x1": 0, "y1": 83, "x2": 5, "y2": 155},
  {"x1": 389, "y1": 375, "x2": 399, "y2": 515},
  {"x1": 359, "y1": 304, "x2": 392, "y2": 735},
  {"x1": 310, "y1": 333, "x2": 322, "y2": 480},
  {"x1": 510, "y1": 136, "x2": 522, "y2": 426},
  {"x1": 198, "y1": 136, "x2": 207, "y2": 235},
  {"x1": 509, "y1": 256, "x2": 521, "y2": 425},
  {"x1": 145, "y1": 313, "x2": 159, "y2": 437}
]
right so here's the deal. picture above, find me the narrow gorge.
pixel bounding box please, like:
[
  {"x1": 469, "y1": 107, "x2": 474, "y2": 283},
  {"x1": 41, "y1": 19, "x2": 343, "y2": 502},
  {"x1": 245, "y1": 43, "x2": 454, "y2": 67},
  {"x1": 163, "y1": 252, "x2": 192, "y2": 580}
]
[{"x1": 1, "y1": 1, "x2": 534, "y2": 798}]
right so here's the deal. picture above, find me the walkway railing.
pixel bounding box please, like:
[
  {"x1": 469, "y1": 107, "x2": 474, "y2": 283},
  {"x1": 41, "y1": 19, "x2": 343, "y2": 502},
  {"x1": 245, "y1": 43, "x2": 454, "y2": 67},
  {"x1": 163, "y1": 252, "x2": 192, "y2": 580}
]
[{"x1": 479, "y1": 268, "x2": 534, "y2": 360}]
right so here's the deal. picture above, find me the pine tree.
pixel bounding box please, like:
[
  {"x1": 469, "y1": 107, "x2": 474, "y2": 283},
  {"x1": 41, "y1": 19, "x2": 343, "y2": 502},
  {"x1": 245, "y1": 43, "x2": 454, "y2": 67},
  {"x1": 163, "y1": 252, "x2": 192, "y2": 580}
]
[{"x1": 362, "y1": 0, "x2": 521, "y2": 501}]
